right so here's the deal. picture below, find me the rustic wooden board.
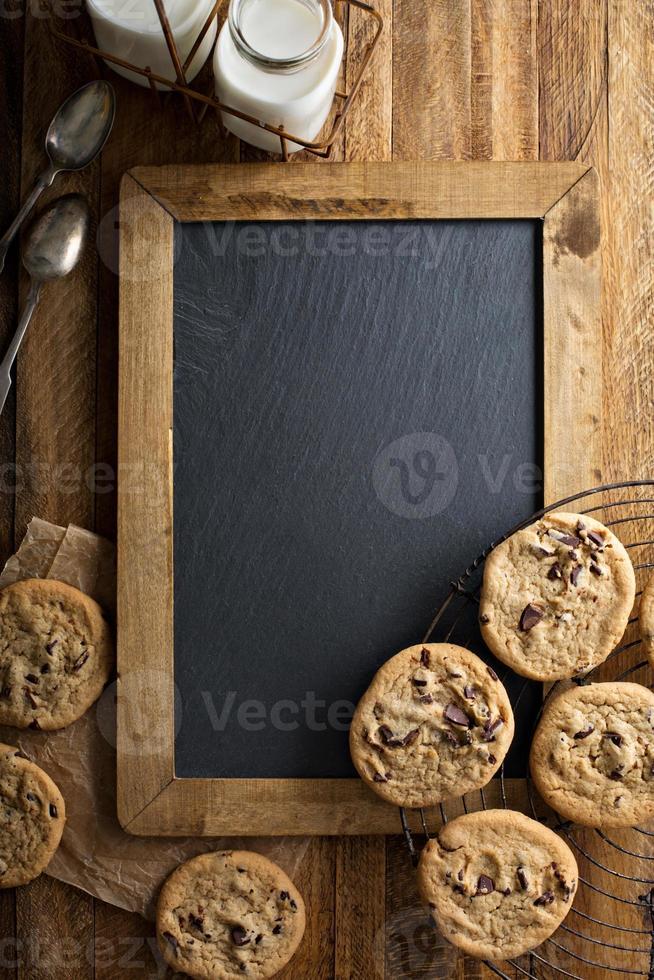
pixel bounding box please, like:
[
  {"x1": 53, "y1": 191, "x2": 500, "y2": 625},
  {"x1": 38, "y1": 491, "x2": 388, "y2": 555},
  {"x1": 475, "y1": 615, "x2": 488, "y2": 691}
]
[{"x1": 117, "y1": 161, "x2": 601, "y2": 837}]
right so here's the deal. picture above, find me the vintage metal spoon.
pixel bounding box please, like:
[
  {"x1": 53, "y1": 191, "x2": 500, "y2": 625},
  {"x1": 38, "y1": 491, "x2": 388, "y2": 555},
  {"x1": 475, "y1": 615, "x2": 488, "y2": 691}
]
[
  {"x1": 0, "y1": 194, "x2": 90, "y2": 415},
  {"x1": 0, "y1": 80, "x2": 113, "y2": 275}
]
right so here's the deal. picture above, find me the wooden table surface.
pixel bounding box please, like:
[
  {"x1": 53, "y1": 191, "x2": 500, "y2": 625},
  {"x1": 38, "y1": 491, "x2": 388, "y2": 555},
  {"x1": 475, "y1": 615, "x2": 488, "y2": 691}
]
[{"x1": 1, "y1": 1, "x2": 652, "y2": 977}]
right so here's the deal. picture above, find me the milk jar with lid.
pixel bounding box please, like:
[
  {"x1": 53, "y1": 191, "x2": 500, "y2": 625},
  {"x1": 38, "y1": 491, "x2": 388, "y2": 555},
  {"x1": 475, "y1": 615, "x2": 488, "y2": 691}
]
[
  {"x1": 86, "y1": 0, "x2": 218, "y2": 88},
  {"x1": 213, "y1": 0, "x2": 344, "y2": 153}
]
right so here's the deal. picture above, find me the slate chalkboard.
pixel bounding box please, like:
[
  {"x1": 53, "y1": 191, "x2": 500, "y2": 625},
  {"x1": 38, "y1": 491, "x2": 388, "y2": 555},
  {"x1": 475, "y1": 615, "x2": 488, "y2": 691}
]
[{"x1": 172, "y1": 218, "x2": 542, "y2": 781}]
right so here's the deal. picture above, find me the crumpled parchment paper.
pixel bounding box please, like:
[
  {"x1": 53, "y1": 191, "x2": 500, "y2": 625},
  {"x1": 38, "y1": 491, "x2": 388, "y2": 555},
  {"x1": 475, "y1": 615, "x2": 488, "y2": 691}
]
[{"x1": 0, "y1": 518, "x2": 308, "y2": 919}]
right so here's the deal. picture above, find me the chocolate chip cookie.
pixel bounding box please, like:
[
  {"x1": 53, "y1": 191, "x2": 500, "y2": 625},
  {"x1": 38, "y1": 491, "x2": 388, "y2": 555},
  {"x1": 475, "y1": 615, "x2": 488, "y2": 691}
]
[
  {"x1": 417, "y1": 809, "x2": 578, "y2": 960},
  {"x1": 639, "y1": 570, "x2": 654, "y2": 667},
  {"x1": 530, "y1": 682, "x2": 654, "y2": 828},
  {"x1": 479, "y1": 512, "x2": 635, "y2": 681},
  {"x1": 349, "y1": 643, "x2": 514, "y2": 809},
  {"x1": 156, "y1": 850, "x2": 306, "y2": 979},
  {"x1": 0, "y1": 578, "x2": 113, "y2": 730},
  {"x1": 0, "y1": 742, "x2": 66, "y2": 887}
]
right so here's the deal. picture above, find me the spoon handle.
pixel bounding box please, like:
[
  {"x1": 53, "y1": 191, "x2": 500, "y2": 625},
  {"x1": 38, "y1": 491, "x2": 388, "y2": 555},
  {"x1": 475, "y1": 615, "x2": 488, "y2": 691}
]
[
  {"x1": 0, "y1": 168, "x2": 56, "y2": 276},
  {"x1": 0, "y1": 280, "x2": 41, "y2": 416}
]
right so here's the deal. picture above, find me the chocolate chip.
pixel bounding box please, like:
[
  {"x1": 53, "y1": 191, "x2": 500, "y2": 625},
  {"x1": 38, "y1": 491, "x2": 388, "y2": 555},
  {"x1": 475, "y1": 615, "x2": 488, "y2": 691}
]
[
  {"x1": 487, "y1": 754, "x2": 497, "y2": 765},
  {"x1": 45, "y1": 640, "x2": 58, "y2": 655},
  {"x1": 272, "y1": 924, "x2": 282, "y2": 935},
  {"x1": 72, "y1": 651, "x2": 89, "y2": 672},
  {"x1": 419, "y1": 694, "x2": 434, "y2": 704},
  {"x1": 279, "y1": 891, "x2": 289, "y2": 901},
  {"x1": 476, "y1": 875, "x2": 494, "y2": 896},
  {"x1": 290, "y1": 899, "x2": 297, "y2": 910},
  {"x1": 501, "y1": 887, "x2": 511, "y2": 896},
  {"x1": 586, "y1": 530, "x2": 604, "y2": 549},
  {"x1": 487, "y1": 666, "x2": 498, "y2": 681},
  {"x1": 573, "y1": 725, "x2": 594, "y2": 740},
  {"x1": 378, "y1": 725, "x2": 395, "y2": 744},
  {"x1": 441, "y1": 729, "x2": 460, "y2": 747},
  {"x1": 412, "y1": 678, "x2": 427, "y2": 687},
  {"x1": 420, "y1": 648, "x2": 430, "y2": 667},
  {"x1": 40, "y1": 664, "x2": 50, "y2": 674},
  {"x1": 604, "y1": 732, "x2": 623, "y2": 746},
  {"x1": 547, "y1": 529, "x2": 581, "y2": 548},
  {"x1": 547, "y1": 562, "x2": 563, "y2": 580},
  {"x1": 443, "y1": 703, "x2": 470, "y2": 727},
  {"x1": 453, "y1": 884, "x2": 466, "y2": 895},
  {"x1": 448, "y1": 671, "x2": 463, "y2": 679},
  {"x1": 534, "y1": 545, "x2": 555, "y2": 558},
  {"x1": 49, "y1": 804, "x2": 57, "y2": 818},
  {"x1": 23, "y1": 689, "x2": 38, "y2": 709},
  {"x1": 534, "y1": 891, "x2": 555, "y2": 907},
  {"x1": 590, "y1": 562, "x2": 603, "y2": 576},
  {"x1": 482, "y1": 717, "x2": 502, "y2": 741},
  {"x1": 189, "y1": 912, "x2": 204, "y2": 930},
  {"x1": 519, "y1": 604, "x2": 543, "y2": 631},
  {"x1": 0, "y1": 687, "x2": 10, "y2": 699},
  {"x1": 231, "y1": 926, "x2": 250, "y2": 946},
  {"x1": 373, "y1": 772, "x2": 388, "y2": 783},
  {"x1": 609, "y1": 768, "x2": 624, "y2": 781},
  {"x1": 255, "y1": 934, "x2": 263, "y2": 944},
  {"x1": 162, "y1": 932, "x2": 178, "y2": 953},
  {"x1": 517, "y1": 866, "x2": 529, "y2": 890},
  {"x1": 402, "y1": 728, "x2": 420, "y2": 747},
  {"x1": 576, "y1": 520, "x2": 586, "y2": 533},
  {"x1": 570, "y1": 564, "x2": 583, "y2": 586},
  {"x1": 479, "y1": 613, "x2": 490, "y2": 625},
  {"x1": 463, "y1": 685, "x2": 476, "y2": 700},
  {"x1": 24, "y1": 674, "x2": 38, "y2": 685},
  {"x1": 29, "y1": 719, "x2": 40, "y2": 730},
  {"x1": 26, "y1": 792, "x2": 39, "y2": 804}
]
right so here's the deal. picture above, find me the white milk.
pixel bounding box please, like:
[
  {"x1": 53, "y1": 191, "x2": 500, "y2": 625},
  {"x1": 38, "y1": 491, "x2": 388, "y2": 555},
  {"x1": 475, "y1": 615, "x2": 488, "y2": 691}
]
[
  {"x1": 86, "y1": 0, "x2": 217, "y2": 88},
  {"x1": 214, "y1": 0, "x2": 344, "y2": 153}
]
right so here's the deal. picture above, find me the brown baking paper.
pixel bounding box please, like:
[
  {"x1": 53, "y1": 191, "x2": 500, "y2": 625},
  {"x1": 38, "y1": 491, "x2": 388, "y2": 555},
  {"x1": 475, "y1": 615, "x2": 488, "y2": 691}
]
[{"x1": 0, "y1": 518, "x2": 308, "y2": 918}]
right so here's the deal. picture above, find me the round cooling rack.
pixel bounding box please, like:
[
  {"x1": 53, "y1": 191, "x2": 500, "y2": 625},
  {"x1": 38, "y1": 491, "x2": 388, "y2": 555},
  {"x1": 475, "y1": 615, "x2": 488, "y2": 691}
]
[{"x1": 398, "y1": 480, "x2": 654, "y2": 980}]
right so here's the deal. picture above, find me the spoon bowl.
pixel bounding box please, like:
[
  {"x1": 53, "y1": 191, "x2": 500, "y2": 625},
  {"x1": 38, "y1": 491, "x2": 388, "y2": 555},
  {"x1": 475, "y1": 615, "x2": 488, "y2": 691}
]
[
  {"x1": 23, "y1": 194, "x2": 90, "y2": 282},
  {"x1": 46, "y1": 80, "x2": 116, "y2": 173},
  {"x1": 0, "y1": 193, "x2": 90, "y2": 415}
]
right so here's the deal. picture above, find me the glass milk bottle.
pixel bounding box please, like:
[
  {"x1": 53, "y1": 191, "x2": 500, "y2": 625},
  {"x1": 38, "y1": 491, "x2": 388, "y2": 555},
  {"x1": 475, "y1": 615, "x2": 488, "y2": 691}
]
[
  {"x1": 86, "y1": 0, "x2": 217, "y2": 88},
  {"x1": 213, "y1": 0, "x2": 344, "y2": 153}
]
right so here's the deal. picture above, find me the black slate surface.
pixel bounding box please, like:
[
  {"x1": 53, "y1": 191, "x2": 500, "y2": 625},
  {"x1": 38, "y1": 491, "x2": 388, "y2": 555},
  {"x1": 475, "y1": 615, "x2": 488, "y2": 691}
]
[{"x1": 172, "y1": 219, "x2": 542, "y2": 780}]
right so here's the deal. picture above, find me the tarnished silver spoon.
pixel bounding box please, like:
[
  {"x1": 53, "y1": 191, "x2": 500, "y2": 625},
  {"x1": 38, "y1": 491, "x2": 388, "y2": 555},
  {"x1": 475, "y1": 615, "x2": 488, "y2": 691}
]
[
  {"x1": 0, "y1": 80, "x2": 113, "y2": 274},
  {"x1": 0, "y1": 194, "x2": 90, "y2": 415}
]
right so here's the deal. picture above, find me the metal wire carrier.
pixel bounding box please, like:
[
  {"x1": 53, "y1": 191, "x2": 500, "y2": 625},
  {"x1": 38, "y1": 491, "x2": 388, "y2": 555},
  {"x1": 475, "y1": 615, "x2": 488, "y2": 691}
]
[
  {"x1": 399, "y1": 481, "x2": 654, "y2": 979},
  {"x1": 46, "y1": 0, "x2": 383, "y2": 160}
]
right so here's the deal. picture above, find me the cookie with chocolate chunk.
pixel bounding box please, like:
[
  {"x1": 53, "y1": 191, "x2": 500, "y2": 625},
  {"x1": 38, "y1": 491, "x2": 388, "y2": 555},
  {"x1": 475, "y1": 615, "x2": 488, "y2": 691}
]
[
  {"x1": 0, "y1": 742, "x2": 66, "y2": 887},
  {"x1": 0, "y1": 578, "x2": 113, "y2": 730},
  {"x1": 349, "y1": 643, "x2": 514, "y2": 809},
  {"x1": 156, "y1": 850, "x2": 305, "y2": 979},
  {"x1": 417, "y1": 809, "x2": 578, "y2": 960},
  {"x1": 639, "y1": 570, "x2": 654, "y2": 666},
  {"x1": 530, "y1": 682, "x2": 654, "y2": 828},
  {"x1": 479, "y1": 512, "x2": 635, "y2": 681}
]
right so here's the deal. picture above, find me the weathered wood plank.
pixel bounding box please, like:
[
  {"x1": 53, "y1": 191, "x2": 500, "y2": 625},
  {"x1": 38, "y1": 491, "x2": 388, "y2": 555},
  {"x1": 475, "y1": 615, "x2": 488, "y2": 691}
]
[
  {"x1": 277, "y1": 839, "x2": 336, "y2": 980},
  {"x1": 14, "y1": 9, "x2": 98, "y2": 978}
]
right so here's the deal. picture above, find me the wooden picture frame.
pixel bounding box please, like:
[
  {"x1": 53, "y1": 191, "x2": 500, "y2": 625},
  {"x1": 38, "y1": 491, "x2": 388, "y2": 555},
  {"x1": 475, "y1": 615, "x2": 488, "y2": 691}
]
[{"x1": 117, "y1": 162, "x2": 601, "y2": 836}]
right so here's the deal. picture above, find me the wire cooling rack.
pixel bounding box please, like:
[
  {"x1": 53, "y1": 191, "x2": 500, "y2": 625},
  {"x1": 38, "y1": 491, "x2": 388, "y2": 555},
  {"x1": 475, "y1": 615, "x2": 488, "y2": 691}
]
[{"x1": 399, "y1": 481, "x2": 654, "y2": 980}]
